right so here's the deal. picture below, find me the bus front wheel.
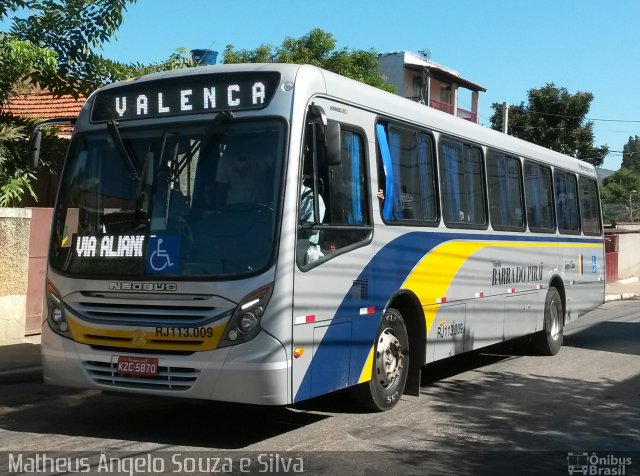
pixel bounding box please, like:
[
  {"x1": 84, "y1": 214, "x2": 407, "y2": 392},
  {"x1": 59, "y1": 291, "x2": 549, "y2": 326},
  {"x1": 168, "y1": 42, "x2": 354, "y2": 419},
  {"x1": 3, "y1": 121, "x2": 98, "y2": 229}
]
[
  {"x1": 534, "y1": 287, "x2": 564, "y2": 356},
  {"x1": 356, "y1": 307, "x2": 409, "y2": 411}
]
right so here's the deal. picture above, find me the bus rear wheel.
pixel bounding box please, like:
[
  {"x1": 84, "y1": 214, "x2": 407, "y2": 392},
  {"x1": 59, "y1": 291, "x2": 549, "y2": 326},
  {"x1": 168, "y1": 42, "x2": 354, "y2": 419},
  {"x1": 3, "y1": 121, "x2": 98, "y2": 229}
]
[
  {"x1": 355, "y1": 308, "x2": 409, "y2": 411},
  {"x1": 534, "y1": 287, "x2": 563, "y2": 356}
]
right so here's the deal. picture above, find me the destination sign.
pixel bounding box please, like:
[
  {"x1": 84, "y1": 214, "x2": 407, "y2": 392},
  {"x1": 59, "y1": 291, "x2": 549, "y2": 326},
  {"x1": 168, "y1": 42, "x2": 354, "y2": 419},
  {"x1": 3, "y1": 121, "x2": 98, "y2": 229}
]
[
  {"x1": 91, "y1": 72, "x2": 281, "y2": 122},
  {"x1": 73, "y1": 234, "x2": 145, "y2": 259}
]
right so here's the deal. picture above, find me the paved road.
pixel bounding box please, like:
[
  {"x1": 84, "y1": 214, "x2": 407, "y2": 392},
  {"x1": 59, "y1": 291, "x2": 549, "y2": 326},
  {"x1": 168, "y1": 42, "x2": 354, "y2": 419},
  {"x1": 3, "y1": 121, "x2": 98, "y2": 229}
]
[{"x1": 0, "y1": 300, "x2": 638, "y2": 474}]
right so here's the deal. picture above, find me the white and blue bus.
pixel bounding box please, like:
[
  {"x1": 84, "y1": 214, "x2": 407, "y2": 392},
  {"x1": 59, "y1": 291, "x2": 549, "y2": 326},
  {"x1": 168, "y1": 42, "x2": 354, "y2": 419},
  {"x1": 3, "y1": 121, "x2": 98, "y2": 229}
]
[{"x1": 37, "y1": 64, "x2": 604, "y2": 411}]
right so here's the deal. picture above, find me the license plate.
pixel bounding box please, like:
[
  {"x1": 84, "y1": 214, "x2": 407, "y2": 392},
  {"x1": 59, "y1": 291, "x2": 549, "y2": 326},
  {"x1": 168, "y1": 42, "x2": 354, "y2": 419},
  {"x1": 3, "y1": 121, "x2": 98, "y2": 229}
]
[{"x1": 116, "y1": 356, "x2": 159, "y2": 376}]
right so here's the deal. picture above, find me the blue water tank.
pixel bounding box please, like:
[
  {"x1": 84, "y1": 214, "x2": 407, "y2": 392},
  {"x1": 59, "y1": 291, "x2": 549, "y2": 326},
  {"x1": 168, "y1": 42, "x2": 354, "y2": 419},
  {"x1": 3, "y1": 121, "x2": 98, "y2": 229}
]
[{"x1": 191, "y1": 49, "x2": 218, "y2": 65}]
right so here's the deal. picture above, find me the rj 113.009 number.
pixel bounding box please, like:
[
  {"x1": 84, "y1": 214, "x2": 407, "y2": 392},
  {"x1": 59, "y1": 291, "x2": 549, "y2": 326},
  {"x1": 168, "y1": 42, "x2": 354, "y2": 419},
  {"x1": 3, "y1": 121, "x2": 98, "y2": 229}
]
[{"x1": 155, "y1": 327, "x2": 214, "y2": 338}]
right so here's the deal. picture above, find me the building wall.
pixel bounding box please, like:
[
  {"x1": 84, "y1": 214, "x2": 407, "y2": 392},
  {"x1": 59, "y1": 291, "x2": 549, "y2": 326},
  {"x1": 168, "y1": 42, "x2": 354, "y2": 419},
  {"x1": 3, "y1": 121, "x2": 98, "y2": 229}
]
[
  {"x1": 618, "y1": 232, "x2": 640, "y2": 279},
  {"x1": 0, "y1": 208, "x2": 31, "y2": 342}
]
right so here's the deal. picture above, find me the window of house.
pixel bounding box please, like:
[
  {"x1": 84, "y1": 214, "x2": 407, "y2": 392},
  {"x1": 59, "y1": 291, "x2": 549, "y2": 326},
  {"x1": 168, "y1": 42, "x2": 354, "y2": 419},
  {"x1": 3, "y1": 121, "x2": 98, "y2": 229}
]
[{"x1": 440, "y1": 86, "x2": 451, "y2": 104}]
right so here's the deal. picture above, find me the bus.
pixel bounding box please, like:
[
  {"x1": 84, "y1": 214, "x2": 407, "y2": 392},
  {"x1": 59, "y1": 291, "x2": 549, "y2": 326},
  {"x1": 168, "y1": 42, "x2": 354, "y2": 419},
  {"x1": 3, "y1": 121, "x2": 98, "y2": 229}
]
[{"x1": 35, "y1": 63, "x2": 604, "y2": 411}]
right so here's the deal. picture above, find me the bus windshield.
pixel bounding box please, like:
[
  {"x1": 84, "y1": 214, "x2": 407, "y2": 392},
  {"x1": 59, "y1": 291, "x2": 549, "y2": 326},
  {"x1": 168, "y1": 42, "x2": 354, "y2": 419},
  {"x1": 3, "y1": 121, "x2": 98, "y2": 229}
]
[{"x1": 50, "y1": 118, "x2": 285, "y2": 278}]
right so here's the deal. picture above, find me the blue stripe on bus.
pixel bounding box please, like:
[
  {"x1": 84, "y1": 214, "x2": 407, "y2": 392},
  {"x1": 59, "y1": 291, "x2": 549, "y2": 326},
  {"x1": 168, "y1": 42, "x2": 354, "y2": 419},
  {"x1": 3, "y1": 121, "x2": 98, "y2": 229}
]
[{"x1": 295, "y1": 232, "x2": 603, "y2": 402}]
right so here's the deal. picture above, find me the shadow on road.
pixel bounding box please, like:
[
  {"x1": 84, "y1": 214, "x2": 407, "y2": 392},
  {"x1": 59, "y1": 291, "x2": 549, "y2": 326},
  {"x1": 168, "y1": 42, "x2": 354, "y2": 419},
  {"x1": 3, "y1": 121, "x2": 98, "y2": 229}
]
[
  {"x1": 0, "y1": 385, "x2": 327, "y2": 449},
  {"x1": 564, "y1": 321, "x2": 640, "y2": 356},
  {"x1": 1, "y1": 312, "x2": 638, "y2": 452}
]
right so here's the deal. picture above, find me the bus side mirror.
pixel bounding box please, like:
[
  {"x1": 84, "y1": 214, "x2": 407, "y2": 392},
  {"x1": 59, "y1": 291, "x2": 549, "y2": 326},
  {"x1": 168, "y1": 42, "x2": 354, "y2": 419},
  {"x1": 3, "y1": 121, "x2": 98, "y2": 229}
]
[
  {"x1": 29, "y1": 130, "x2": 42, "y2": 168},
  {"x1": 325, "y1": 122, "x2": 341, "y2": 166},
  {"x1": 28, "y1": 117, "x2": 77, "y2": 168}
]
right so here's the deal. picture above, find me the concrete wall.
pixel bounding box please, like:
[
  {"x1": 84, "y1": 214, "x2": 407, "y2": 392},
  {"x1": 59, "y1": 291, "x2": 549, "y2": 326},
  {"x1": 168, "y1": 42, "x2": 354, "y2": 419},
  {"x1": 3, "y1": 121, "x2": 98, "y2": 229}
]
[
  {"x1": 0, "y1": 208, "x2": 31, "y2": 342},
  {"x1": 617, "y1": 232, "x2": 640, "y2": 279}
]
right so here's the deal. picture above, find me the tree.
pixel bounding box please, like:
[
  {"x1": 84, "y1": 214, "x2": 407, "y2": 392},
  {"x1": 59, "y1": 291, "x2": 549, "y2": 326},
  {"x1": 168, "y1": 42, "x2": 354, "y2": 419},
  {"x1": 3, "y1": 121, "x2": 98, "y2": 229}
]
[
  {"x1": 6, "y1": 0, "x2": 139, "y2": 99},
  {"x1": 0, "y1": 120, "x2": 35, "y2": 206},
  {"x1": 223, "y1": 28, "x2": 395, "y2": 93},
  {"x1": 0, "y1": 1, "x2": 139, "y2": 207},
  {"x1": 0, "y1": 33, "x2": 57, "y2": 104},
  {"x1": 490, "y1": 83, "x2": 608, "y2": 167},
  {"x1": 621, "y1": 135, "x2": 640, "y2": 169}
]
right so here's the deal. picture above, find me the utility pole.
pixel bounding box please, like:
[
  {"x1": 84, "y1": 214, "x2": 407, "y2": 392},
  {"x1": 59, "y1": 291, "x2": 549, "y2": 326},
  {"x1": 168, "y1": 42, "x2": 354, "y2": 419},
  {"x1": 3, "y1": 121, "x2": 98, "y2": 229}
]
[
  {"x1": 502, "y1": 102, "x2": 509, "y2": 134},
  {"x1": 630, "y1": 190, "x2": 638, "y2": 222}
]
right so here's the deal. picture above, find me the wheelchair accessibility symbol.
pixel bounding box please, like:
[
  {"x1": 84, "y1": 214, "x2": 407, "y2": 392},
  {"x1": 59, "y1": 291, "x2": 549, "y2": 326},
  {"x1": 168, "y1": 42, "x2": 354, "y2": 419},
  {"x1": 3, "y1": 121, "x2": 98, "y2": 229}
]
[{"x1": 146, "y1": 236, "x2": 180, "y2": 274}]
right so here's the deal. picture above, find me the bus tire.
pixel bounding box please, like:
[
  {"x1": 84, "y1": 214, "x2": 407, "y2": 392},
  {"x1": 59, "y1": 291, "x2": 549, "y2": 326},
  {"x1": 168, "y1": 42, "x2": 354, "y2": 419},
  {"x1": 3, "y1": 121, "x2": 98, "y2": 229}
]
[
  {"x1": 356, "y1": 308, "x2": 409, "y2": 411},
  {"x1": 534, "y1": 287, "x2": 563, "y2": 356}
]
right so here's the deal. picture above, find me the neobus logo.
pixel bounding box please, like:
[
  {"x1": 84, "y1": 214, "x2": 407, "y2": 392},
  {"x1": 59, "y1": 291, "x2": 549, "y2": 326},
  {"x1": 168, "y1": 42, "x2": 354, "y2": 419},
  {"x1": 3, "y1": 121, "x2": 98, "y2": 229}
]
[{"x1": 108, "y1": 282, "x2": 178, "y2": 292}]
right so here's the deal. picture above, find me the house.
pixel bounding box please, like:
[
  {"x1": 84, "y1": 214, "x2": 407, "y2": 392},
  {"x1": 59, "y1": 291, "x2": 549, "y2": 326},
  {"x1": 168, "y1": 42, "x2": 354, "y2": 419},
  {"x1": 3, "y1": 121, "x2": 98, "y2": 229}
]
[
  {"x1": 1, "y1": 90, "x2": 85, "y2": 207},
  {"x1": 1, "y1": 90, "x2": 85, "y2": 139},
  {"x1": 378, "y1": 51, "x2": 486, "y2": 123}
]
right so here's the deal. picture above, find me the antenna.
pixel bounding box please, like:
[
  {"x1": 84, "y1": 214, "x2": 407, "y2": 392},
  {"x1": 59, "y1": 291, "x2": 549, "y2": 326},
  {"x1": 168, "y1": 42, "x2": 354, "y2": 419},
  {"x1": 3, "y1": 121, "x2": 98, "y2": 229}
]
[{"x1": 418, "y1": 49, "x2": 431, "y2": 61}]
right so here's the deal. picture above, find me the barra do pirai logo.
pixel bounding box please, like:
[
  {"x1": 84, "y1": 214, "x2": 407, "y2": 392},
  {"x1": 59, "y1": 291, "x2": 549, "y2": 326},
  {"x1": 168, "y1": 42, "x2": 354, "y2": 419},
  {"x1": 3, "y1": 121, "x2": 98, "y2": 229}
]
[{"x1": 567, "y1": 452, "x2": 632, "y2": 475}]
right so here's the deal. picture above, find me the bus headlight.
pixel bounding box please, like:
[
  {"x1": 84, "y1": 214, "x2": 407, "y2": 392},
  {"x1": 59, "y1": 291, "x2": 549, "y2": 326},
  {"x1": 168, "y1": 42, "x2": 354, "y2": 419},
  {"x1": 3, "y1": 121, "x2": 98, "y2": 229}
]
[
  {"x1": 218, "y1": 283, "x2": 273, "y2": 348},
  {"x1": 239, "y1": 312, "x2": 258, "y2": 333},
  {"x1": 46, "y1": 280, "x2": 71, "y2": 337}
]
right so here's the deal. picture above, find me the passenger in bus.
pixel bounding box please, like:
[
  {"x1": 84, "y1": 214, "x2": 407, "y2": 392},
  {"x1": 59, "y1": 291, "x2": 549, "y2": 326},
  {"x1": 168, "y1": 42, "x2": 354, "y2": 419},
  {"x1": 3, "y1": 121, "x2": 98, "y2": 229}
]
[{"x1": 299, "y1": 175, "x2": 325, "y2": 264}]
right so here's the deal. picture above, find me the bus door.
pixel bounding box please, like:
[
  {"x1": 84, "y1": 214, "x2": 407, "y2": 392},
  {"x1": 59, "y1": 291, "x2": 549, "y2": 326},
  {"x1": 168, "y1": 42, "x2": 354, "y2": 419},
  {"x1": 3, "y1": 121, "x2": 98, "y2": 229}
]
[{"x1": 292, "y1": 110, "x2": 375, "y2": 402}]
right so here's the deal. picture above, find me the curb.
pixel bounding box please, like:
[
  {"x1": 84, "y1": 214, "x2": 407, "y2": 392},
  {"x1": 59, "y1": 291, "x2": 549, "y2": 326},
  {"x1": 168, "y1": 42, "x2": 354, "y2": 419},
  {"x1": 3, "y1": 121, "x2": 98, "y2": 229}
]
[
  {"x1": 604, "y1": 292, "x2": 638, "y2": 302},
  {"x1": 0, "y1": 366, "x2": 42, "y2": 384}
]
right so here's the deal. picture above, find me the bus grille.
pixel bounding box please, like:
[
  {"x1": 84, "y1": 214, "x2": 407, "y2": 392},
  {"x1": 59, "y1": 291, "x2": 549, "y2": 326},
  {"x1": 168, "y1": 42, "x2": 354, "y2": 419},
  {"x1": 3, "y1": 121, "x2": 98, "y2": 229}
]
[
  {"x1": 65, "y1": 292, "x2": 235, "y2": 326},
  {"x1": 73, "y1": 302, "x2": 216, "y2": 325},
  {"x1": 83, "y1": 361, "x2": 200, "y2": 391}
]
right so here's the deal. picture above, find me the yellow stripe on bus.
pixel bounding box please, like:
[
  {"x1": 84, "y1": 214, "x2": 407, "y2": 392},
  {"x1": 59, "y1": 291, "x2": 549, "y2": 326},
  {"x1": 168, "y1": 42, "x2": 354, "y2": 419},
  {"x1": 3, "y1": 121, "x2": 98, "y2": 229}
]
[
  {"x1": 66, "y1": 315, "x2": 228, "y2": 352},
  {"x1": 357, "y1": 240, "x2": 601, "y2": 385},
  {"x1": 402, "y1": 240, "x2": 603, "y2": 336},
  {"x1": 358, "y1": 345, "x2": 375, "y2": 383}
]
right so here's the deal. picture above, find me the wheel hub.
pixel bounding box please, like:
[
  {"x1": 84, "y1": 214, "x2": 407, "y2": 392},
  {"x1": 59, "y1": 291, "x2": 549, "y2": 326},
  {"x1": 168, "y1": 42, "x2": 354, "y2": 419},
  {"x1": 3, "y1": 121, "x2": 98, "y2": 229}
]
[{"x1": 375, "y1": 328, "x2": 404, "y2": 388}]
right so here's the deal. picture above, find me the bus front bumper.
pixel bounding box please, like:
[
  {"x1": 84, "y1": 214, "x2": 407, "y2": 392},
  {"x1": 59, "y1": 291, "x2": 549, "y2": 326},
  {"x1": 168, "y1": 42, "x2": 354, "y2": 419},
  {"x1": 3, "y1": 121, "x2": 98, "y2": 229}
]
[{"x1": 41, "y1": 323, "x2": 290, "y2": 405}]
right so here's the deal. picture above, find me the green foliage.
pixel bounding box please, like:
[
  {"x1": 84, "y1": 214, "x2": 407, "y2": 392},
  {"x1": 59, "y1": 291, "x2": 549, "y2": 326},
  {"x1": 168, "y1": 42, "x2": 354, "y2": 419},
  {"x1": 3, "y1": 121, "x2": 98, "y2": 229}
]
[
  {"x1": 7, "y1": 0, "x2": 138, "y2": 98},
  {"x1": 0, "y1": 169, "x2": 36, "y2": 207},
  {"x1": 621, "y1": 135, "x2": 640, "y2": 169},
  {"x1": 0, "y1": 1, "x2": 30, "y2": 20},
  {"x1": 600, "y1": 165, "x2": 640, "y2": 222},
  {"x1": 490, "y1": 83, "x2": 608, "y2": 166},
  {"x1": 223, "y1": 28, "x2": 394, "y2": 93},
  {"x1": 601, "y1": 167, "x2": 640, "y2": 202},
  {"x1": 0, "y1": 1, "x2": 140, "y2": 206},
  {"x1": 0, "y1": 120, "x2": 37, "y2": 207},
  {"x1": 0, "y1": 33, "x2": 57, "y2": 104}
]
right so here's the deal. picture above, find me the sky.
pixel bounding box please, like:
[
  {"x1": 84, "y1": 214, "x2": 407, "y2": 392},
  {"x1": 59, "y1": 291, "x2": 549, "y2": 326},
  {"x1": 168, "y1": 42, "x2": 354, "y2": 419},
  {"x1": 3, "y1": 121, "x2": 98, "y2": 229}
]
[{"x1": 14, "y1": 0, "x2": 640, "y2": 170}]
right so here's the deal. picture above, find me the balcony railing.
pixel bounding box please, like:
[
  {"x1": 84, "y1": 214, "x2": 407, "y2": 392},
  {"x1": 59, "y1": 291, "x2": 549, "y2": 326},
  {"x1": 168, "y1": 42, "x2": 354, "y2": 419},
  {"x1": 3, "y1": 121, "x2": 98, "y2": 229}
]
[
  {"x1": 457, "y1": 107, "x2": 478, "y2": 123},
  {"x1": 429, "y1": 98, "x2": 454, "y2": 114},
  {"x1": 405, "y1": 97, "x2": 478, "y2": 123}
]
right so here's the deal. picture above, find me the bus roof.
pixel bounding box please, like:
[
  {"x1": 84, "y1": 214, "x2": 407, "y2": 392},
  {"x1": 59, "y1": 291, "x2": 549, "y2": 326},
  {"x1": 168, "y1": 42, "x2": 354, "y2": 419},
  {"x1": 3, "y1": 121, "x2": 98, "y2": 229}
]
[{"x1": 94, "y1": 63, "x2": 596, "y2": 178}]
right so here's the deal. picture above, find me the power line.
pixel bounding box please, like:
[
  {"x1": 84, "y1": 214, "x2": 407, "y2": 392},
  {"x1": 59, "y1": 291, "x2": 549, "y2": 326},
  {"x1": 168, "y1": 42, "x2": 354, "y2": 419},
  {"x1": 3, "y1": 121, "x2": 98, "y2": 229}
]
[{"x1": 507, "y1": 107, "x2": 640, "y2": 124}]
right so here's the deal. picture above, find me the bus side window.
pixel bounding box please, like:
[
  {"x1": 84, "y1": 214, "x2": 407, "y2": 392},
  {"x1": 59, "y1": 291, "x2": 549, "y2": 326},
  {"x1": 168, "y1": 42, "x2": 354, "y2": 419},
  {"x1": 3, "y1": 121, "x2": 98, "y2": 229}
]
[
  {"x1": 487, "y1": 150, "x2": 525, "y2": 230},
  {"x1": 554, "y1": 170, "x2": 580, "y2": 234},
  {"x1": 375, "y1": 122, "x2": 438, "y2": 224},
  {"x1": 323, "y1": 130, "x2": 369, "y2": 228},
  {"x1": 297, "y1": 126, "x2": 371, "y2": 268},
  {"x1": 524, "y1": 161, "x2": 555, "y2": 233},
  {"x1": 439, "y1": 139, "x2": 486, "y2": 228},
  {"x1": 578, "y1": 176, "x2": 602, "y2": 235}
]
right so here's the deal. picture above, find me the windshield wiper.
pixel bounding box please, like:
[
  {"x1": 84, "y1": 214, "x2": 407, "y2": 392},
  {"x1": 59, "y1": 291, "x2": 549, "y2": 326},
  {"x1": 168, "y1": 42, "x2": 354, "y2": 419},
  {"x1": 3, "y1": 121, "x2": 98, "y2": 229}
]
[
  {"x1": 175, "y1": 110, "x2": 234, "y2": 177},
  {"x1": 107, "y1": 120, "x2": 141, "y2": 182}
]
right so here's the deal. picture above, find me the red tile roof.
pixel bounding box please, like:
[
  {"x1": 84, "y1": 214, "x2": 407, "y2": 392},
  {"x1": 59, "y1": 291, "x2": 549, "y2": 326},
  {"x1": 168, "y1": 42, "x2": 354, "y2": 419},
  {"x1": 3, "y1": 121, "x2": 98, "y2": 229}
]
[{"x1": 1, "y1": 91, "x2": 85, "y2": 120}]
